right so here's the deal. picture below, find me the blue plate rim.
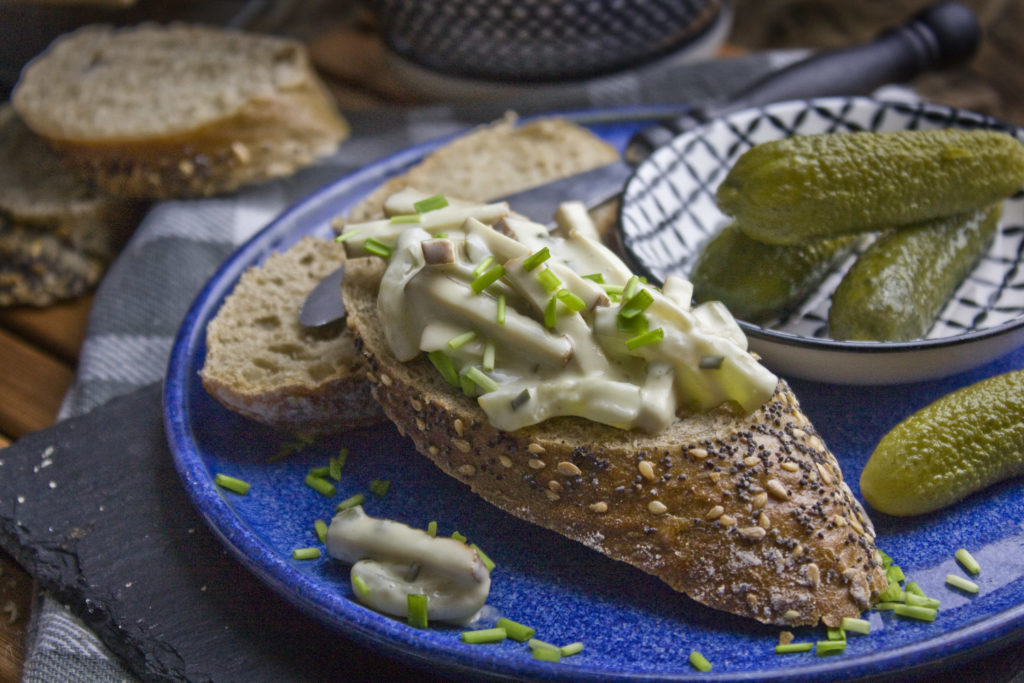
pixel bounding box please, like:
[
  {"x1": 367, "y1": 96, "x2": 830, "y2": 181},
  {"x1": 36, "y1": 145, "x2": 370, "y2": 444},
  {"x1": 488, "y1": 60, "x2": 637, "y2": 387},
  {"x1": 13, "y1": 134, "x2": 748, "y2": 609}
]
[{"x1": 164, "y1": 104, "x2": 1024, "y2": 681}]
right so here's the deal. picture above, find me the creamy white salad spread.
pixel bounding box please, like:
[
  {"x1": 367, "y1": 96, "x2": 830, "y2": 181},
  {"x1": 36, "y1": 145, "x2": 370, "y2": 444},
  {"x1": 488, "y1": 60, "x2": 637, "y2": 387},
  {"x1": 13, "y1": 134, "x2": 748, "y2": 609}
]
[
  {"x1": 340, "y1": 188, "x2": 778, "y2": 433},
  {"x1": 326, "y1": 505, "x2": 491, "y2": 623}
]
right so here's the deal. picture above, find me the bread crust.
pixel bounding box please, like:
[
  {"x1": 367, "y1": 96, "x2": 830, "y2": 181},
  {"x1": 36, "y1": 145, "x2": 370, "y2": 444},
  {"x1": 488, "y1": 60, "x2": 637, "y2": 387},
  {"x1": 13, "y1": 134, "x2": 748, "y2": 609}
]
[{"x1": 343, "y1": 256, "x2": 887, "y2": 627}]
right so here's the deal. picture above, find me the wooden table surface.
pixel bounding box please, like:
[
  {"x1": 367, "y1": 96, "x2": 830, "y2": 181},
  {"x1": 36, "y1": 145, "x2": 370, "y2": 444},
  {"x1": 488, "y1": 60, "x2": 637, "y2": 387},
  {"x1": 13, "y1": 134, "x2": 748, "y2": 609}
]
[{"x1": 0, "y1": 4, "x2": 1020, "y2": 681}]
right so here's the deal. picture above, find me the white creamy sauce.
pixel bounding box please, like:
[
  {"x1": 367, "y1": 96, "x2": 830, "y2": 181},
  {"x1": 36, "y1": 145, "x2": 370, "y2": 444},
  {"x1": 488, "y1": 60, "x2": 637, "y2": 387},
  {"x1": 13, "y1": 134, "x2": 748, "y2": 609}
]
[
  {"x1": 325, "y1": 506, "x2": 491, "y2": 624},
  {"x1": 340, "y1": 189, "x2": 778, "y2": 432}
]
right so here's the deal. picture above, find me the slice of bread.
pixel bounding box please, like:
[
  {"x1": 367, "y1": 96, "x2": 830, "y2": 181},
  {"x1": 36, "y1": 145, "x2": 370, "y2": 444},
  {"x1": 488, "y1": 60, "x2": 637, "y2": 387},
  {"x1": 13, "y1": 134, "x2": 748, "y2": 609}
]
[
  {"x1": 344, "y1": 113, "x2": 620, "y2": 223},
  {"x1": 11, "y1": 23, "x2": 349, "y2": 199},
  {"x1": 342, "y1": 255, "x2": 888, "y2": 627},
  {"x1": 200, "y1": 236, "x2": 381, "y2": 434},
  {"x1": 0, "y1": 104, "x2": 143, "y2": 305},
  {"x1": 201, "y1": 115, "x2": 620, "y2": 433}
]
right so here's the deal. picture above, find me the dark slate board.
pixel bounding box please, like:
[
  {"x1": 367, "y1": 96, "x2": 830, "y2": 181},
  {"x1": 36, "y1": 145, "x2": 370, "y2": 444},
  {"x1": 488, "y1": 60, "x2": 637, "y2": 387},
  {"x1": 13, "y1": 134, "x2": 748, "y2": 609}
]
[{"x1": 0, "y1": 382, "x2": 452, "y2": 682}]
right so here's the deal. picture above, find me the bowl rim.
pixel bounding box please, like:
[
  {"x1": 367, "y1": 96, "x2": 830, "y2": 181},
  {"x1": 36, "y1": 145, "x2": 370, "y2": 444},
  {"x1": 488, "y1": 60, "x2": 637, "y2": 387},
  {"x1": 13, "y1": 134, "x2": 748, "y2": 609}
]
[{"x1": 616, "y1": 94, "x2": 1024, "y2": 356}]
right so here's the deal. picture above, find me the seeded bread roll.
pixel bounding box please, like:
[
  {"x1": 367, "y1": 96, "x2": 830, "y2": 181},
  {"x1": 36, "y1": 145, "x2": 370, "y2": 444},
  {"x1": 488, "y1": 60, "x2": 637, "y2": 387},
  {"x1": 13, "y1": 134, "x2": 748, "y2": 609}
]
[
  {"x1": 11, "y1": 23, "x2": 349, "y2": 199},
  {"x1": 342, "y1": 255, "x2": 888, "y2": 627},
  {"x1": 200, "y1": 237, "x2": 381, "y2": 434}
]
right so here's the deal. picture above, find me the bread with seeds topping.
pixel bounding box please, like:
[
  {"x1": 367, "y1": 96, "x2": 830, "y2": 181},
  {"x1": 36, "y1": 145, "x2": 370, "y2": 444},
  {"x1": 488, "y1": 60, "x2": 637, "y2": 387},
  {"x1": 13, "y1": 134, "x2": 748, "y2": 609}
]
[{"x1": 342, "y1": 254, "x2": 888, "y2": 627}]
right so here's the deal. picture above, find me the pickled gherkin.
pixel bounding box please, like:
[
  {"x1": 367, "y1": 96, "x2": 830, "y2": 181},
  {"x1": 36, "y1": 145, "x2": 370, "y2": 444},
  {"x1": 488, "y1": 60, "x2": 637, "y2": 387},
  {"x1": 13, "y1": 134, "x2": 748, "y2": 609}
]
[
  {"x1": 690, "y1": 222, "x2": 857, "y2": 324},
  {"x1": 716, "y1": 129, "x2": 1024, "y2": 245},
  {"x1": 829, "y1": 203, "x2": 1001, "y2": 342},
  {"x1": 860, "y1": 368, "x2": 1024, "y2": 516}
]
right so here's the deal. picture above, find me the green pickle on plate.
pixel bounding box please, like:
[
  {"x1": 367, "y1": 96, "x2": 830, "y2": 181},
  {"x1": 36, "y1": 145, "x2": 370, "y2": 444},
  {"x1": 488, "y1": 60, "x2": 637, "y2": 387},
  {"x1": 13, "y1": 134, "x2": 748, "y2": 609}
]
[
  {"x1": 690, "y1": 222, "x2": 857, "y2": 324},
  {"x1": 828, "y1": 203, "x2": 1001, "y2": 342},
  {"x1": 860, "y1": 369, "x2": 1024, "y2": 516},
  {"x1": 716, "y1": 128, "x2": 1024, "y2": 245}
]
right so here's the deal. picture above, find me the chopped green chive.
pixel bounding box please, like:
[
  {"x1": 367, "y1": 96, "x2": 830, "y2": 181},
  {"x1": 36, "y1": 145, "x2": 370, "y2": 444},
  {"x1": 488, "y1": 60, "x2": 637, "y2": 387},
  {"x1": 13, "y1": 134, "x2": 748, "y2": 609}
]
[
  {"x1": 544, "y1": 296, "x2": 558, "y2": 328},
  {"x1": 465, "y1": 366, "x2": 499, "y2": 393},
  {"x1": 617, "y1": 312, "x2": 648, "y2": 335},
  {"x1": 601, "y1": 283, "x2": 624, "y2": 298},
  {"x1": 905, "y1": 581, "x2": 926, "y2": 597},
  {"x1": 427, "y1": 520, "x2": 437, "y2": 537},
  {"x1": 292, "y1": 547, "x2": 321, "y2": 561},
  {"x1": 532, "y1": 647, "x2": 561, "y2": 662},
  {"x1": 775, "y1": 642, "x2": 814, "y2": 654},
  {"x1": 946, "y1": 573, "x2": 980, "y2": 594},
  {"x1": 815, "y1": 640, "x2": 846, "y2": 656},
  {"x1": 622, "y1": 275, "x2": 640, "y2": 301},
  {"x1": 893, "y1": 604, "x2": 938, "y2": 622},
  {"x1": 620, "y1": 288, "x2": 654, "y2": 319},
  {"x1": 582, "y1": 273, "x2": 605, "y2": 283},
  {"x1": 689, "y1": 650, "x2": 712, "y2": 672},
  {"x1": 472, "y1": 255, "x2": 495, "y2": 277},
  {"x1": 460, "y1": 371, "x2": 476, "y2": 397},
  {"x1": 555, "y1": 288, "x2": 586, "y2": 312},
  {"x1": 434, "y1": 232, "x2": 448, "y2": 238},
  {"x1": 510, "y1": 388, "x2": 531, "y2": 411},
  {"x1": 364, "y1": 237, "x2": 393, "y2": 259},
  {"x1": 329, "y1": 450, "x2": 347, "y2": 481},
  {"x1": 460, "y1": 627, "x2": 506, "y2": 644},
  {"x1": 214, "y1": 473, "x2": 250, "y2": 495},
  {"x1": 352, "y1": 574, "x2": 370, "y2": 596},
  {"x1": 369, "y1": 479, "x2": 391, "y2": 497},
  {"x1": 314, "y1": 519, "x2": 328, "y2": 544},
  {"x1": 451, "y1": 530, "x2": 467, "y2": 543},
  {"x1": 448, "y1": 330, "x2": 478, "y2": 350},
  {"x1": 905, "y1": 592, "x2": 941, "y2": 608},
  {"x1": 626, "y1": 327, "x2": 664, "y2": 350},
  {"x1": 955, "y1": 548, "x2": 981, "y2": 575},
  {"x1": 470, "y1": 543, "x2": 496, "y2": 572},
  {"x1": 877, "y1": 583, "x2": 905, "y2": 603},
  {"x1": 407, "y1": 593, "x2": 428, "y2": 629},
  {"x1": 841, "y1": 617, "x2": 871, "y2": 635},
  {"x1": 879, "y1": 549, "x2": 894, "y2": 567},
  {"x1": 495, "y1": 617, "x2": 535, "y2": 642},
  {"x1": 482, "y1": 339, "x2": 496, "y2": 372},
  {"x1": 334, "y1": 230, "x2": 359, "y2": 242},
  {"x1": 336, "y1": 493, "x2": 365, "y2": 511},
  {"x1": 528, "y1": 638, "x2": 561, "y2": 652},
  {"x1": 389, "y1": 214, "x2": 420, "y2": 224},
  {"x1": 522, "y1": 247, "x2": 551, "y2": 271},
  {"x1": 428, "y1": 350, "x2": 459, "y2": 386},
  {"x1": 413, "y1": 194, "x2": 449, "y2": 214},
  {"x1": 536, "y1": 267, "x2": 562, "y2": 293},
  {"x1": 826, "y1": 627, "x2": 845, "y2": 642},
  {"x1": 471, "y1": 264, "x2": 505, "y2": 293},
  {"x1": 886, "y1": 564, "x2": 906, "y2": 583},
  {"x1": 873, "y1": 602, "x2": 899, "y2": 611},
  {"x1": 496, "y1": 293, "x2": 506, "y2": 325},
  {"x1": 304, "y1": 473, "x2": 336, "y2": 497},
  {"x1": 308, "y1": 465, "x2": 331, "y2": 478},
  {"x1": 560, "y1": 642, "x2": 585, "y2": 657}
]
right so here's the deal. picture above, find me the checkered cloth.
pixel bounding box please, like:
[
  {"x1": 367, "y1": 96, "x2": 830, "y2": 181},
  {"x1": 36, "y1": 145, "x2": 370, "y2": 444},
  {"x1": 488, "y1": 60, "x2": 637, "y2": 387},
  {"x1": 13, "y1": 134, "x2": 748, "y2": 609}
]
[{"x1": 20, "y1": 53, "x2": 804, "y2": 681}]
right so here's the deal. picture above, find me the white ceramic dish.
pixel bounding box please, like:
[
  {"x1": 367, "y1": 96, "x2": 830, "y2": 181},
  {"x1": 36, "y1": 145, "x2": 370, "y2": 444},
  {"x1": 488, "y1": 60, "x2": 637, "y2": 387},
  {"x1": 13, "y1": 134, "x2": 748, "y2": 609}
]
[{"x1": 618, "y1": 96, "x2": 1024, "y2": 385}]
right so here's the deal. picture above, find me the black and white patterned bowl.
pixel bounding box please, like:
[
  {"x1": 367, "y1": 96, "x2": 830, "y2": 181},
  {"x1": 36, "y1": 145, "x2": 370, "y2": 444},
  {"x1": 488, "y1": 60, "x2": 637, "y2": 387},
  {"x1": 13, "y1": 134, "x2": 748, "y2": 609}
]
[
  {"x1": 619, "y1": 96, "x2": 1024, "y2": 385},
  {"x1": 368, "y1": 0, "x2": 725, "y2": 82}
]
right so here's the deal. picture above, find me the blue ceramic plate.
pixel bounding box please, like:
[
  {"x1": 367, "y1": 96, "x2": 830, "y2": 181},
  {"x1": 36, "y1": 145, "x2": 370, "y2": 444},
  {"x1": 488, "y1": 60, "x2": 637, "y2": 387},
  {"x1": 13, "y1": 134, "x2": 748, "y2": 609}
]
[
  {"x1": 165, "y1": 108, "x2": 1024, "y2": 681},
  {"x1": 619, "y1": 97, "x2": 1024, "y2": 385}
]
